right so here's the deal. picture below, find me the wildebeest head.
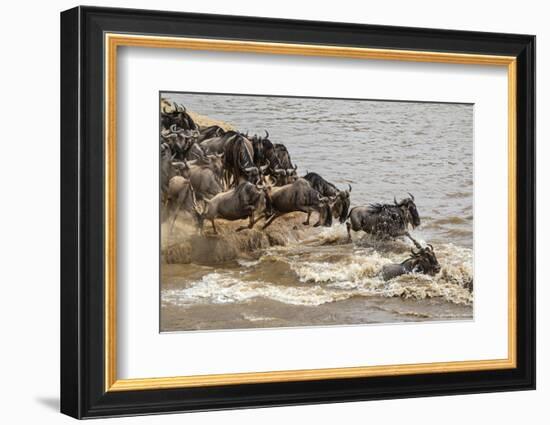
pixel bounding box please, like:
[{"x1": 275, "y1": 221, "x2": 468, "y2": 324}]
[
  {"x1": 395, "y1": 193, "x2": 420, "y2": 228},
  {"x1": 271, "y1": 164, "x2": 298, "y2": 186},
  {"x1": 404, "y1": 244, "x2": 440, "y2": 275},
  {"x1": 332, "y1": 184, "x2": 352, "y2": 223},
  {"x1": 243, "y1": 166, "x2": 261, "y2": 184},
  {"x1": 252, "y1": 130, "x2": 280, "y2": 168},
  {"x1": 161, "y1": 103, "x2": 197, "y2": 130},
  {"x1": 171, "y1": 161, "x2": 189, "y2": 178},
  {"x1": 205, "y1": 153, "x2": 224, "y2": 180}
]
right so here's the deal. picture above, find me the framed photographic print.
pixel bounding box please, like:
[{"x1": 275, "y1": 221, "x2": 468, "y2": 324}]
[{"x1": 60, "y1": 6, "x2": 535, "y2": 419}]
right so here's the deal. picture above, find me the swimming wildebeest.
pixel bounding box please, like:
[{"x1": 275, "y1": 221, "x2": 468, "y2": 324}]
[
  {"x1": 164, "y1": 176, "x2": 200, "y2": 232},
  {"x1": 346, "y1": 193, "x2": 420, "y2": 243},
  {"x1": 161, "y1": 102, "x2": 198, "y2": 131},
  {"x1": 261, "y1": 178, "x2": 333, "y2": 229},
  {"x1": 381, "y1": 244, "x2": 441, "y2": 281},
  {"x1": 303, "y1": 172, "x2": 352, "y2": 223},
  {"x1": 195, "y1": 181, "x2": 269, "y2": 234}
]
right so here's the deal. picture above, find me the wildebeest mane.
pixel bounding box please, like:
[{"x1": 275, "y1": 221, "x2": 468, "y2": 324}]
[
  {"x1": 304, "y1": 172, "x2": 338, "y2": 196},
  {"x1": 367, "y1": 203, "x2": 389, "y2": 214}
]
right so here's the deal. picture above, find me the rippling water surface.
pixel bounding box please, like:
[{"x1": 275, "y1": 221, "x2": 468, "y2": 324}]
[{"x1": 161, "y1": 92, "x2": 474, "y2": 331}]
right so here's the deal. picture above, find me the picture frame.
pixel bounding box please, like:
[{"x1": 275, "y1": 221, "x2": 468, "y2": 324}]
[{"x1": 60, "y1": 5, "x2": 535, "y2": 419}]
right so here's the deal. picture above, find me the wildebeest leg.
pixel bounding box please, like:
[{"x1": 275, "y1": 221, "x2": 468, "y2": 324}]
[
  {"x1": 405, "y1": 232, "x2": 422, "y2": 249},
  {"x1": 262, "y1": 213, "x2": 281, "y2": 230},
  {"x1": 346, "y1": 221, "x2": 352, "y2": 242},
  {"x1": 303, "y1": 211, "x2": 311, "y2": 225},
  {"x1": 248, "y1": 211, "x2": 256, "y2": 229},
  {"x1": 313, "y1": 210, "x2": 322, "y2": 227},
  {"x1": 211, "y1": 219, "x2": 218, "y2": 235},
  {"x1": 169, "y1": 200, "x2": 182, "y2": 234},
  {"x1": 168, "y1": 196, "x2": 185, "y2": 234},
  {"x1": 236, "y1": 210, "x2": 257, "y2": 232}
]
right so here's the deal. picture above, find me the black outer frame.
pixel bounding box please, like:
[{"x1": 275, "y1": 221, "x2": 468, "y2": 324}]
[{"x1": 60, "y1": 6, "x2": 535, "y2": 419}]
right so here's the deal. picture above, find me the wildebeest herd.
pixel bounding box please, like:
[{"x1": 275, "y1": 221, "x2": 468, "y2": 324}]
[{"x1": 161, "y1": 101, "x2": 443, "y2": 282}]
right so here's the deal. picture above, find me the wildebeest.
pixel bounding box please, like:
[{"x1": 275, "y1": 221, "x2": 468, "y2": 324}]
[
  {"x1": 223, "y1": 132, "x2": 268, "y2": 186},
  {"x1": 161, "y1": 102, "x2": 198, "y2": 131},
  {"x1": 249, "y1": 130, "x2": 296, "y2": 184},
  {"x1": 200, "y1": 131, "x2": 243, "y2": 155},
  {"x1": 303, "y1": 172, "x2": 352, "y2": 223},
  {"x1": 381, "y1": 244, "x2": 440, "y2": 281},
  {"x1": 177, "y1": 157, "x2": 225, "y2": 201},
  {"x1": 161, "y1": 125, "x2": 211, "y2": 163},
  {"x1": 195, "y1": 181, "x2": 269, "y2": 234},
  {"x1": 346, "y1": 193, "x2": 420, "y2": 243},
  {"x1": 196, "y1": 125, "x2": 226, "y2": 143},
  {"x1": 261, "y1": 178, "x2": 333, "y2": 229},
  {"x1": 272, "y1": 143, "x2": 298, "y2": 185},
  {"x1": 164, "y1": 176, "x2": 200, "y2": 232}
]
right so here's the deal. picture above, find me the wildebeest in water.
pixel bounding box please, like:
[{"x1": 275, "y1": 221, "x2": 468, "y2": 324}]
[
  {"x1": 346, "y1": 193, "x2": 420, "y2": 243},
  {"x1": 381, "y1": 244, "x2": 441, "y2": 281}
]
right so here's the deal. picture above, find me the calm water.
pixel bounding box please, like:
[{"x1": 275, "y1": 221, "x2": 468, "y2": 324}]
[{"x1": 161, "y1": 92, "x2": 474, "y2": 331}]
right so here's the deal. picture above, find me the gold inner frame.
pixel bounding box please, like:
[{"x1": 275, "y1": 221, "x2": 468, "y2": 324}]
[{"x1": 104, "y1": 33, "x2": 517, "y2": 392}]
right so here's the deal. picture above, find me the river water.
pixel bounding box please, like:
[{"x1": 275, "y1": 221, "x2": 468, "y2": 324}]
[{"x1": 160, "y1": 92, "x2": 474, "y2": 332}]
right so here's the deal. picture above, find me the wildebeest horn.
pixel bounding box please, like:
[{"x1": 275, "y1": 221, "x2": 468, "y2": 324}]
[
  {"x1": 394, "y1": 196, "x2": 398, "y2": 206},
  {"x1": 170, "y1": 124, "x2": 178, "y2": 133},
  {"x1": 162, "y1": 105, "x2": 169, "y2": 114},
  {"x1": 244, "y1": 166, "x2": 256, "y2": 172},
  {"x1": 264, "y1": 129, "x2": 269, "y2": 139},
  {"x1": 427, "y1": 244, "x2": 434, "y2": 251},
  {"x1": 408, "y1": 192, "x2": 415, "y2": 201},
  {"x1": 348, "y1": 184, "x2": 352, "y2": 192},
  {"x1": 172, "y1": 161, "x2": 186, "y2": 169},
  {"x1": 294, "y1": 164, "x2": 298, "y2": 170}
]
